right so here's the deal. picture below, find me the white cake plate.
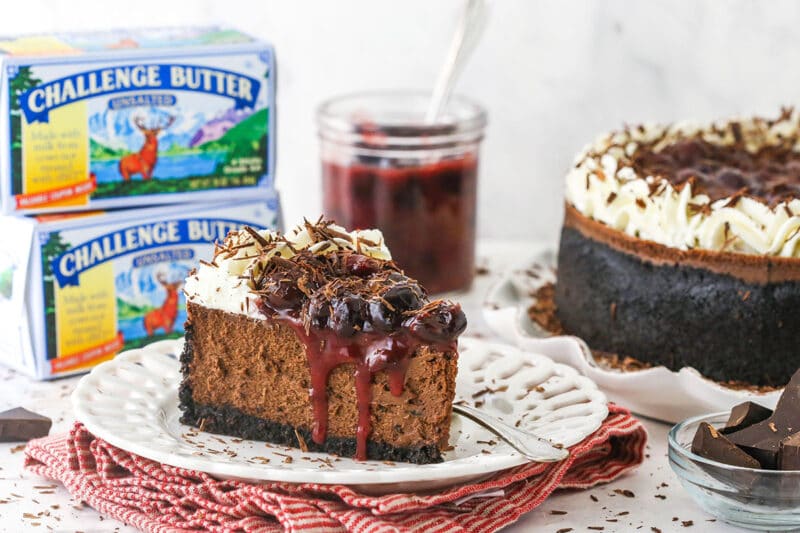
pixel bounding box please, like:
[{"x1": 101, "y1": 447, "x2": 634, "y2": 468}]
[
  {"x1": 72, "y1": 337, "x2": 607, "y2": 494},
  {"x1": 482, "y1": 247, "x2": 782, "y2": 423}
]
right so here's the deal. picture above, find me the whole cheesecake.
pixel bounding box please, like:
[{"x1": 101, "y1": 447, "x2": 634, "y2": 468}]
[
  {"x1": 555, "y1": 110, "x2": 800, "y2": 387},
  {"x1": 179, "y1": 219, "x2": 465, "y2": 463}
]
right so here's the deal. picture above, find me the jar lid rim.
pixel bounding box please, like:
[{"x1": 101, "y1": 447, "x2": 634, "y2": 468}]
[{"x1": 316, "y1": 90, "x2": 487, "y2": 137}]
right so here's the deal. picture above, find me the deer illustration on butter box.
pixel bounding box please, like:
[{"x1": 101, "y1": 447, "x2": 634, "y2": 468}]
[{"x1": 120, "y1": 115, "x2": 175, "y2": 182}]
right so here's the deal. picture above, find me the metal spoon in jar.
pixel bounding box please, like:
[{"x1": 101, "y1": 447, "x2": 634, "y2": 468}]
[
  {"x1": 425, "y1": 0, "x2": 490, "y2": 124},
  {"x1": 453, "y1": 404, "x2": 569, "y2": 462}
]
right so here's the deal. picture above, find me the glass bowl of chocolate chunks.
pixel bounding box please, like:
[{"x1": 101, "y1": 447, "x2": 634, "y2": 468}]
[{"x1": 669, "y1": 370, "x2": 800, "y2": 530}]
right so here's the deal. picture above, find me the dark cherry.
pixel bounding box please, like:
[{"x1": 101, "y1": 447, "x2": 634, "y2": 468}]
[
  {"x1": 407, "y1": 302, "x2": 467, "y2": 344},
  {"x1": 262, "y1": 278, "x2": 305, "y2": 310},
  {"x1": 344, "y1": 254, "x2": 382, "y2": 277},
  {"x1": 367, "y1": 300, "x2": 399, "y2": 332},
  {"x1": 387, "y1": 272, "x2": 409, "y2": 283},
  {"x1": 307, "y1": 296, "x2": 331, "y2": 328},
  {"x1": 382, "y1": 283, "x2": 424, "y2": 312},
  {"x1": 329, "y1": 295, "x2": 367, "y2": 337}
]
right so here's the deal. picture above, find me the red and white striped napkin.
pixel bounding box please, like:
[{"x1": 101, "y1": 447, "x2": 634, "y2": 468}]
[{"x1": 24, "y1": 405, "x2": 646, "y2": 532}]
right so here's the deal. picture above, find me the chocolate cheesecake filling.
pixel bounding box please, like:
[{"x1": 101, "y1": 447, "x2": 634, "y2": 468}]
[
  {"x1": 179, "y1": 305, "x2": 457, "y2": 463},
  {"x1": 630, "y1": 137, "x2": 800, "y2": 205},
  {"x1": 207, "y1": 221, "x2": 466, "y2": 461}
]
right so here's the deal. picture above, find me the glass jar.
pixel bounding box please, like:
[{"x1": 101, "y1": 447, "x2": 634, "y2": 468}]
[{"x1": 317, "y1": 90, "x2": 486, "y2": 294}]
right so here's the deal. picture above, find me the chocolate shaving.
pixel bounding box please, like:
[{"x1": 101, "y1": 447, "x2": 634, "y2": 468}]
[
  {"x1": 243, "y1": 226, "x2": 270, "y2": 247},
  {"x1": 723, "y1": 189, "x2": 748, "y2": 209},
  {"x1": 294, "y1": 429, "x2": 309, "y2": 452},
  {"x1": 731, "y1": 122, "x2": 743, "y2": 144},
  {"x1": 527, "y1": 283, "x2": 564, "y2": 335},
  {"x1": 687, "y1": 202, "x2": 712, "y2": 216}
]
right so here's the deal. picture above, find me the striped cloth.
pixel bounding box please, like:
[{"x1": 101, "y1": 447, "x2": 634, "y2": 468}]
[{"x1": 24, "y1": 405, "x2": 645, "y2": 532}]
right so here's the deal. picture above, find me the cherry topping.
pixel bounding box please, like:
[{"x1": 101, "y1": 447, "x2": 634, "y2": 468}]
[
  {"x1": 329, "y1": 295, "x2": 367, "y2": 337},
  {"x1": 262, "y1": 276, "x2": 305, "y2": 310},
  {"x1": 367, "y1": 299, "x2": 399, "y2": 332},
  {"x1": 382, "y1": 283, "x2": 424, "y2": 312},
  {"x1": 307, "y1": 295, "x2": 331, "y2": 328},
  {"x1": 344, "y1": 254, "x2": 383, "y2": 277},
  {"x1": 406, "y1": 302, "x2": 467, "y2": 344}
]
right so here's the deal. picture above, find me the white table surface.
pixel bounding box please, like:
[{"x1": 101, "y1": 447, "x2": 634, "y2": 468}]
[{"x1": 0, "y1": 241, "x2": 745, "y2": 532}]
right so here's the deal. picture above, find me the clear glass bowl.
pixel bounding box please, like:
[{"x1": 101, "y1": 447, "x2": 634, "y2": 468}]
[{"x1": 669, "y1": 412, "x2": 800, "y2": 531}]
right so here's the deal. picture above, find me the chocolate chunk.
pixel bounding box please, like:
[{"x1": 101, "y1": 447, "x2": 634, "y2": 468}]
[
  {"x1": 722, "y1": 401, "x2": 773, "y2": 433},
  {"x1": 0, "y1": 407, "x2": 52, "y2": 442},
  {"x1": 727, "y1": 369, "x2": 800, "y2": 468},
  {"x1": 778, "y1": 433, "x2": 800, "y2": 470},
  {"x1": 691, "y1": 422, "x2": 761, "y2": 468}
]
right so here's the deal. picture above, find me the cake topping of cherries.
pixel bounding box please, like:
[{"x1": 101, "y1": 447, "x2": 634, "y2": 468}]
[
  {"x1": 252, "y1": 248, "x2": 466, "y2": 344},
  {"x1": 238, "y1": 219, "x2": 467, "y2": 345}
]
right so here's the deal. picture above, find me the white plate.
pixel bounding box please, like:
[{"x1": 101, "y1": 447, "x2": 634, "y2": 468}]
[
  {"x1": 483, "y1": 248, "x2": 782, "y2": 423},
  {"x1": 72, "y1": 337, "x2": 608, "y2": 494}
]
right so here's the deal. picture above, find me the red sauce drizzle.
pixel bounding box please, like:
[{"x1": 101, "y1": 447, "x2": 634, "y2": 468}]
[{"x1": 280, "y1": 315, "x2": 453, "y2": 460}]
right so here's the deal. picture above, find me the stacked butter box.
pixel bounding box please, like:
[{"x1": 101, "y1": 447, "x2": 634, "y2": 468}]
[{"x1": 0, "y1": 27, "x2": 280, "y2": 379}]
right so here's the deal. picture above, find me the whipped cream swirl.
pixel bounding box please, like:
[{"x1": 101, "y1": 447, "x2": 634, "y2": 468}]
[
  {"x1": 566, "y1": 114, "x2": 800, "y2": 257},
  {"x1": 184, "y1": 221, "x2": 391, "y2": 318}
]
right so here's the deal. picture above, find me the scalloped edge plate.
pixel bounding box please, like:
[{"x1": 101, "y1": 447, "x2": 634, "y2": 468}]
[
  {"x1": 482, "y1": 247, "x2": 782, "y2": 423},
  {"x1": 72, "y1": 337, "x2": 607, "y2": 493}
]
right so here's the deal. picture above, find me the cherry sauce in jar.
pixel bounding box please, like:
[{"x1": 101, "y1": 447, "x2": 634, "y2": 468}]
[{"x1": 317, "y1": 91, "x2": 486, "y2": 293}]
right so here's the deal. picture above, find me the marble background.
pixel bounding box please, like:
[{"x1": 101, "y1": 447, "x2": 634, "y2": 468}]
[{"x1": 3, "y1": 0, "x2": 799, "y2": 242}]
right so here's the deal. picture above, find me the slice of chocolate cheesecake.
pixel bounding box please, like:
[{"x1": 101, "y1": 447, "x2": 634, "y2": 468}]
[{"x1": 179, "y1": 219, "x2": 466, "y2": 463}]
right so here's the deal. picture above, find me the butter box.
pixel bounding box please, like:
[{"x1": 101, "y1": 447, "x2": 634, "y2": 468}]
[
  {"x1": 0, "y1": 197, "x2": 281, "y2": 379},
  {"x1": 0, "y1": 27, "x2": 275, "y2": 214}
]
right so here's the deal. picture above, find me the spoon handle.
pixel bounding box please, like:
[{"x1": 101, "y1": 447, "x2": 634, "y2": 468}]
[
  {"x1": 425, "y1": 0, "x2": 489, "y2": 124},
  {"x1": 453, "y1": 404, "x2": 569, "y2": 462}
]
